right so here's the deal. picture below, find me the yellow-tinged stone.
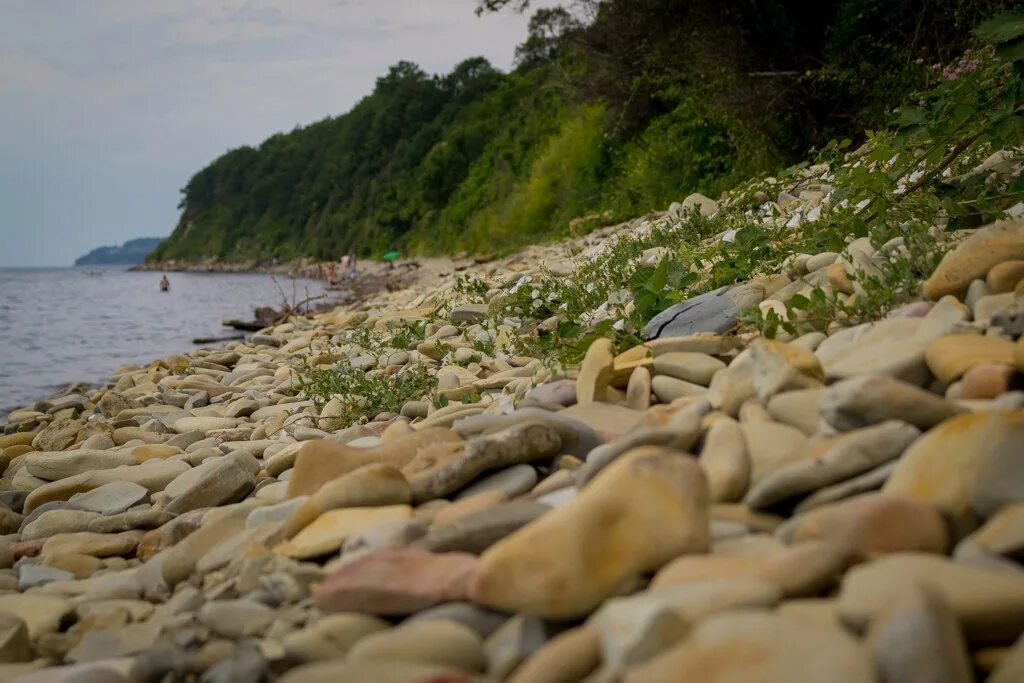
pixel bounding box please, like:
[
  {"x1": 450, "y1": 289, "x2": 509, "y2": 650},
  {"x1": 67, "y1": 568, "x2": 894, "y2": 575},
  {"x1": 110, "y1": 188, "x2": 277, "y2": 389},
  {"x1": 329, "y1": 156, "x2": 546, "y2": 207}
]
[
  {"x1": 471, "y1": 447, "x2": 709, "y2": 619},
  {"x1": 610, "y1": 357, "x2": 654, "y2": 389},
  {"x1": 884, "y1": 411, "x2": 1024, "y2": 536},
  {"x1": 1016, "y1": 337, "x2": 1024, "y2": 373},
  {"x1": 922, "y1": 220, "x2": 1024, "y2": 299},
  {"x1": 924, "y1": 334, "x2": 1016, "y2": 385},
  {"x1": 577, "y1": 338, "x2": 615, "y2": 405},
  {"x1": 276, "y1": 505, "x2": 413, "y2": 559},
  {"x1": 756, "y1": 339, "x2": 824, "y2": 382},
  {"x1": 0, "y1": 432, "x2": 36, "y2": 449},
  {"x1": 614, "y1": 345, "x2": 653, "y2": 366},
  {"x1": 4, "y1": 444, "x2": 33, "y2": 458},
  {"x1": 285, "y1": 428, "x2": 463, "y2": 499},
  {"x1": 284, "y1": 464, "x2": 412, "y2": 538},
  {"x1": 131, "y1": 444, "x2": 181, "y2": 461},
  {"x1": 431, "y1": 490, "x2": 508, "y2": 529},
  {"x1": 826, "y1": 262, "x2": 855, "y2": 294},
  {"x1": 987, "y1": 260, "x2": 1024, "y2": 294}
]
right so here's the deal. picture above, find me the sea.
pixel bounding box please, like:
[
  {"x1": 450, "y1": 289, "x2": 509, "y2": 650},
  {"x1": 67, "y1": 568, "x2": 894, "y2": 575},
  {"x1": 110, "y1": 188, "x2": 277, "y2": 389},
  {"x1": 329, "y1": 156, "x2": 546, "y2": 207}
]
[{"x1": 0, "y1": 267, "x2": 328, "y2": 415}]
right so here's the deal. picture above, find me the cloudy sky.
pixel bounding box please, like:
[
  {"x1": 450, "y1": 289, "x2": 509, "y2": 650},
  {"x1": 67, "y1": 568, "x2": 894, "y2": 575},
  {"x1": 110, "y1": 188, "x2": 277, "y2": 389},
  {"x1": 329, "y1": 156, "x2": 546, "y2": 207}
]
[{"x1": 0, "y1": 0, "x2": 550, "y2": 267}]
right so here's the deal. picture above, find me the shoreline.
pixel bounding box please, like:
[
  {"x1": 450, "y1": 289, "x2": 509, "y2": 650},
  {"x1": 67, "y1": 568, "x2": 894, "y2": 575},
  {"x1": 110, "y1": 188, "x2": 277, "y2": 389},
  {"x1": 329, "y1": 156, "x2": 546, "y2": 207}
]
[{"x1": 3, "y1": 151, "x2": 1024, "y2": 681}]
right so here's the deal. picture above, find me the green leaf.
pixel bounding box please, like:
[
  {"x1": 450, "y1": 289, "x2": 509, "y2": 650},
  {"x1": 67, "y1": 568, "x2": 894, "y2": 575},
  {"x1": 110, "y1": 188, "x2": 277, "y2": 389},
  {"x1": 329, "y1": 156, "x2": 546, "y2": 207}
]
[
  {"x1": 650, "y1": 258, "x2": 669, "y2": 291},
  {"x1": 975, "y1": 12, "x2": 1024, "y2": 45},
  {"x1": 996, "y1": 36, "x2": 1024, "y2": 63},
  {"x1": 788, "y1": 294, "x2": 810, "y2": 310}
]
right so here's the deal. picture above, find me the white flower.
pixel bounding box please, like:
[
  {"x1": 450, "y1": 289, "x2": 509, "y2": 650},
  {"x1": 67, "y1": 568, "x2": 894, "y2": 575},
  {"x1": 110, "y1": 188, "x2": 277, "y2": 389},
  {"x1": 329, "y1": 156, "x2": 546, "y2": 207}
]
[{"x1": 612, "y1": 319, "x2": 625, "y2": 331}]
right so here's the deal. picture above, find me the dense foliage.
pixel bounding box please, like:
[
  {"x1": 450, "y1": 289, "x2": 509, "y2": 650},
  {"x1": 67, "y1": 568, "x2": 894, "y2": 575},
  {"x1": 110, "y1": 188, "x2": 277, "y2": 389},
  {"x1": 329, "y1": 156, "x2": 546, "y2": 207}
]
[{"x1": 150, "y1": 0, "x2": 1018, "y2": 264}]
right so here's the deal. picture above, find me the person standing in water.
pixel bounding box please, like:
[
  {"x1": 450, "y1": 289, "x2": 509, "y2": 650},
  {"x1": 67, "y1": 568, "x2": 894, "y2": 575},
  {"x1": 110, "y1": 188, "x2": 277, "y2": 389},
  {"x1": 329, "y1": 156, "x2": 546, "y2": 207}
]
[{"x1": 159, "y1": 275, "x2": 170, "y2": 292}]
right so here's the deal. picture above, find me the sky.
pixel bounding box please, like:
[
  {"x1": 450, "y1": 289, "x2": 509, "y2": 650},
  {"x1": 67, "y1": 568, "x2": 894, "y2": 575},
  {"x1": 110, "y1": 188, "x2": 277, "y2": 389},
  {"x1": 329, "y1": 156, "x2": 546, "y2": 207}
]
[{"x1": 0, "y1": 0, "x2": 552, "y2": 267}]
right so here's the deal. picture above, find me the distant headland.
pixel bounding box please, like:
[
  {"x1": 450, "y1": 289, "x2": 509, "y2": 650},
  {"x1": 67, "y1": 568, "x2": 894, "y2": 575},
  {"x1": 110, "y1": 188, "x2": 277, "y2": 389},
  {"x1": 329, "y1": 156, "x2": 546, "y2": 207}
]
[{"x1": 74, "y1": 237, "x2": 164, "y2": 266}]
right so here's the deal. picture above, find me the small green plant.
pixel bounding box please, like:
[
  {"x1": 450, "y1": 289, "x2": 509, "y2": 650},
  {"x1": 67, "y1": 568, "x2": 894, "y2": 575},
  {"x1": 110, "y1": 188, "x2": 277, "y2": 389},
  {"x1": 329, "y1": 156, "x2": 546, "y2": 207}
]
[{"x1": 295, "y1": 360, "x2": 436, "y2": 427}]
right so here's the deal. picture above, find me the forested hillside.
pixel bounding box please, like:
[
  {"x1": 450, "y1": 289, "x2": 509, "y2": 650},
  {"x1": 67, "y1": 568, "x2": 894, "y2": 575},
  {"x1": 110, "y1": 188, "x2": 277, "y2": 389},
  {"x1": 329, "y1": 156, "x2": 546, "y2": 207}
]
[{"x1": 150, "y1": 0, "x2": 1016, "y2": 264}]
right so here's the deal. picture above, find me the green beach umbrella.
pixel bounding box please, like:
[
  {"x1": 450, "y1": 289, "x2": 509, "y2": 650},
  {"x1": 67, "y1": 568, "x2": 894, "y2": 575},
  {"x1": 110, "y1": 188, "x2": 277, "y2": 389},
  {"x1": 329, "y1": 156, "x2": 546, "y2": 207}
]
[{"x1": 382, "y1": 250, "x2": 401, "y2": 262}]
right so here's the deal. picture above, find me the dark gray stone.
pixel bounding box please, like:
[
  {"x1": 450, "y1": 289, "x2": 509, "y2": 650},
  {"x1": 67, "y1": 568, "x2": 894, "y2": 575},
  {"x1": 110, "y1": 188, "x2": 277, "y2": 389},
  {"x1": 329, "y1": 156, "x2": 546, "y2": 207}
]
[{"x1": 642, "y1": 282, "x2": 765, "y2": 340}]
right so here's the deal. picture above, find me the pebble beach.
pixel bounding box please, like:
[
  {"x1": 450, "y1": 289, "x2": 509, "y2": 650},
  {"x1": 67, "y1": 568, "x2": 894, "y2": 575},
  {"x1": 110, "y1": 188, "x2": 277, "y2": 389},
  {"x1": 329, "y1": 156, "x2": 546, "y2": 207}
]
[{"x1": 2, "y1": 146, "x2": 1024, "y2": 683}]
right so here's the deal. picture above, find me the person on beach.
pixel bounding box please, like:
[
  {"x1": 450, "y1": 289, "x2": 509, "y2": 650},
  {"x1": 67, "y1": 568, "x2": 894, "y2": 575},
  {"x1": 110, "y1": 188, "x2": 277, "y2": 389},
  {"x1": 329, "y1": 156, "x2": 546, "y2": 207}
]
[
  {"x1": 159, "y1": 275, "x2": 170, "y2": 292},
  {"x1": 327, "y1": 263, "x2": 336, "y2": 286}
]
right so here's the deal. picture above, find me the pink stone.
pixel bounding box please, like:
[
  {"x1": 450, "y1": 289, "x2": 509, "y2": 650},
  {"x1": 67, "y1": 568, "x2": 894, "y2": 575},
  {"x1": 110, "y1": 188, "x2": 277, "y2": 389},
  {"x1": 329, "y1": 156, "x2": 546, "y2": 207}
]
[
  {"x1": 313, "y1": 547, "x2": 478, "y2": 616},
  {"x1": 961, "y1": 362, "x2": 1017, "y2": 400}
]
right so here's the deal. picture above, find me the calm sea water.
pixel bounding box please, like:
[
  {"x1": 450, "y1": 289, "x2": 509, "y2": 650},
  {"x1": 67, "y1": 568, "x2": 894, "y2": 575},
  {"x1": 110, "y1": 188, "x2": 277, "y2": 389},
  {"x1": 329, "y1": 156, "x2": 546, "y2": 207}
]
[{"x1": 0, "y1": 268, "x2": 327, "y2": 414}]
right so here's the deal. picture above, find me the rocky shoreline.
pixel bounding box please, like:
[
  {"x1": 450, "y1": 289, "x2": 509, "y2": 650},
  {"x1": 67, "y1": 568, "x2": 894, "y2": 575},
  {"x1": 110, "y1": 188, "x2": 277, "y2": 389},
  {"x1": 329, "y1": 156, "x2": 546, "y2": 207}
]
[{"x1": 3, "y1": 148, "x2": 1024, "y2": 682}]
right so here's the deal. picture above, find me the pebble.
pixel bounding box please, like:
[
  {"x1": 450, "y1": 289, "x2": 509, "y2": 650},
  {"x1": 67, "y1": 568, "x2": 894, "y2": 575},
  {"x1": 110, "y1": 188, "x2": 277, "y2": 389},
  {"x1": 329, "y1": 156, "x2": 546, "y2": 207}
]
[
  {"x1": 472, "y1": 447, "x2": 709, "y2": 619},
  {"x1": 925, "y1": 334, "x2": 1017, "y2": 385},
  {"x1": 922, "y1": 219, "x2": 1024, "y2": 299}
]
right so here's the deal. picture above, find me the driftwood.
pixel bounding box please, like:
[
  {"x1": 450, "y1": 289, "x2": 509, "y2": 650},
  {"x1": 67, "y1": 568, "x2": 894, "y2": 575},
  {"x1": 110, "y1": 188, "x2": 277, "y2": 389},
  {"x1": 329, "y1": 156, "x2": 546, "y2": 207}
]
[{"x1": 193, "y1": 333, "x2": 246, "y2": 344}]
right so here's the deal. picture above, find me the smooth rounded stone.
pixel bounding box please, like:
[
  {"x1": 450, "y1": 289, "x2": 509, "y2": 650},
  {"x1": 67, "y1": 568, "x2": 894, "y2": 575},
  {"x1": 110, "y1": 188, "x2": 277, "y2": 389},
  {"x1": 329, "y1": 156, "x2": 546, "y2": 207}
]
[
  {"x1": 453, "y1": 408, "x2": 602, "y2": 459},
  {"x1": 971, "y1": 413, "x2": 1024, "y2": 519},
  {"x1": 19, "y1": 563, "x2": 74, "y2": 590},
  {"x1": 745, "y1": 421, "x2": 920, "y2": 511},
  {"x1": 652, "y1": 540, "x2": 848, "y2": 598},
  {"x1": 765, "y1": 388, "x2": 822, "y2": 435},
  {"x1": 432, "y1": 491, "x2": 508, "y2": 529},
  {"x1": 623, "y1": 611, "x2": 874, "y2": 683},
  {"x1": 484, "y1": 615, "x2": 548, "y2": 681},
  {"x1": 522, "y1": 379, "x2": 577, "y2": 408},
  {"x1": 163, "y1": 458, "x2": 255, "y2": 515},
  {"x1": 650, "y1": 375, "x2": 707, "y2": 402},
  {"x1": 974, "y1": 292, "x2": 1018, "y2": 323},
  {"x1": 957, "y1": 503, "x2": 1024, "y2": 562},
  {"x1": 819, "y1": 374, "x2": 965, "y2": 431},
  {"x1": 922, "y1": 294, "x2": 970, "y2": 324},
  {"x1": 199, "y1": 641, "x2": 270, "y2": 683},
  {"x1": 67, "y1": 482, "x2": 149, "y2": 516},
  {"x1": 340, "y1": 518, "x2": 428, "y2": 561},
  {"x1": 575, "y1": 400, "x2": 708, "y2": 486},
  {"x1": 348, "y1": 619, "x2": 485, "y2": 671},
  {"x1": 160, "y1": 501, "x2": 261, "y2": 586},
  {"x1": 455, "y1": 465, "x2": 537, "y2": 501},
  {"x1": 313, "y1": 547, "x2": 479, "y2": 616},
  {"x1": 403, "y1": 422, "x2": 564, "y2": 503},
  {"x1": 838, "y1": 552, "x2": 1024, "y2": 645},
  {"x1": 699, "y1": 417, "x2": 749, "y2": 503},
  {"x1": 169, "y1": 416, "x2": 239, "y2": 434},
  {"x1": 0, "y1": 594, "x2": 71, "y2": 639},
  {"x1": 111, "y1": 426, "x2": 167, "y2": 446},
  {"x1": 21, "y1": 509, "x2": 102, "y2": 541},
  {"x1": 198, "y1": 599, "x2": 275, "y2": 638},
  {"x1": 24, "y1": 451, "x2": 137, "y2": 482},
  {"x1": 42, "y1": 530, "x2": 142, "y2": 559},
  {"x1": 416, "y1": 501, "x2": 550, "y2": 554},
  {"x1": 815, "y1": 317, "x2": 959, "y2": 384},
  {"x1": 589, "y1": 579, "x2": 780, "y2": 671},
  {"x1": 0, "y1": 508, "x2": 21, "y2": 535},
  {"x1": 738, "y1": 421, "x2": 809, "y2": 487},
  {"x1": 923, "y1": 220, "x2": 1024, "y2": 299},
  {"x1": 793, "y1": 461, "x2": 896, "y2": 514},
  {"x1": 884, "y1": 411, "x2": 1024, "y2": 536},
  {"x1": 805, "y1": 251, "x2": 839, "y2": 272},
  {"x1": 282, "y1": 613, "x2": 390, "y2": 663},
  {"x1": 246, "y1": 497, "x2": 307, "y2": 530},
  {"x1": 961, "y1": 362, "x2": 1017, "y2": 399},
  {"x1": 777, "y1": 493, "x2": 948, "y2": 562},
  {"x1": 88, "y1": 507, "x2": 174, "y2": 534},
  {"x1": 277, "y1": 505, "x2": 413, "y2": 559},
  {"x1": 866, "y1": 583, "x2": 971, "y2": 683},
  {"x1": 925, "y1": 334, "x2": 1016, "y2": 385},
  {"x1": 0, "y1": 613, "x2": 31, "y2": 663},
  {"x1": 576, "y1": 337, "x2": 615, "y2": 405},
  {"x1": 625, "y1": 366, "x2": 652, "y2": 411},
  {"x1": 472, "y1": 447, "x2": 709, "y2": 619},
  {"x1": 405, "y1": 602, "x2": 509, "y2": 639},
  {"x1": 130, "y1": 444, "x2": 181, "y2": 462},
  {"x1": 23, "y1": 460, "x2": 190, "y2": 515},
  {"x1": 750, "y1": 340, "x2": 823, "y2": 402},
  {"x1": 12, "y1": 659, "x2": 133, "y2": 683},
  {"x1": 285, "y1": 428, "x2": 463, "y2": 498},
  {"x1": 652, "y1": 352, "x2": 726, "y2": 386},
  {"x1": 642, "y1": 282, "x2": 765, "y2": 340},
  {"x1": 279, "y1": 660, "x2": 474, "y2": 683},
  {"x1": 987, "y1": 259, "x2": 1024, "y2": 293},
  {"x1": 498, "y1": 626, "x2": 596, "y2": 683},
  {"x1": 556, "y1": 402, "x2": 643, "y2": 445}
]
